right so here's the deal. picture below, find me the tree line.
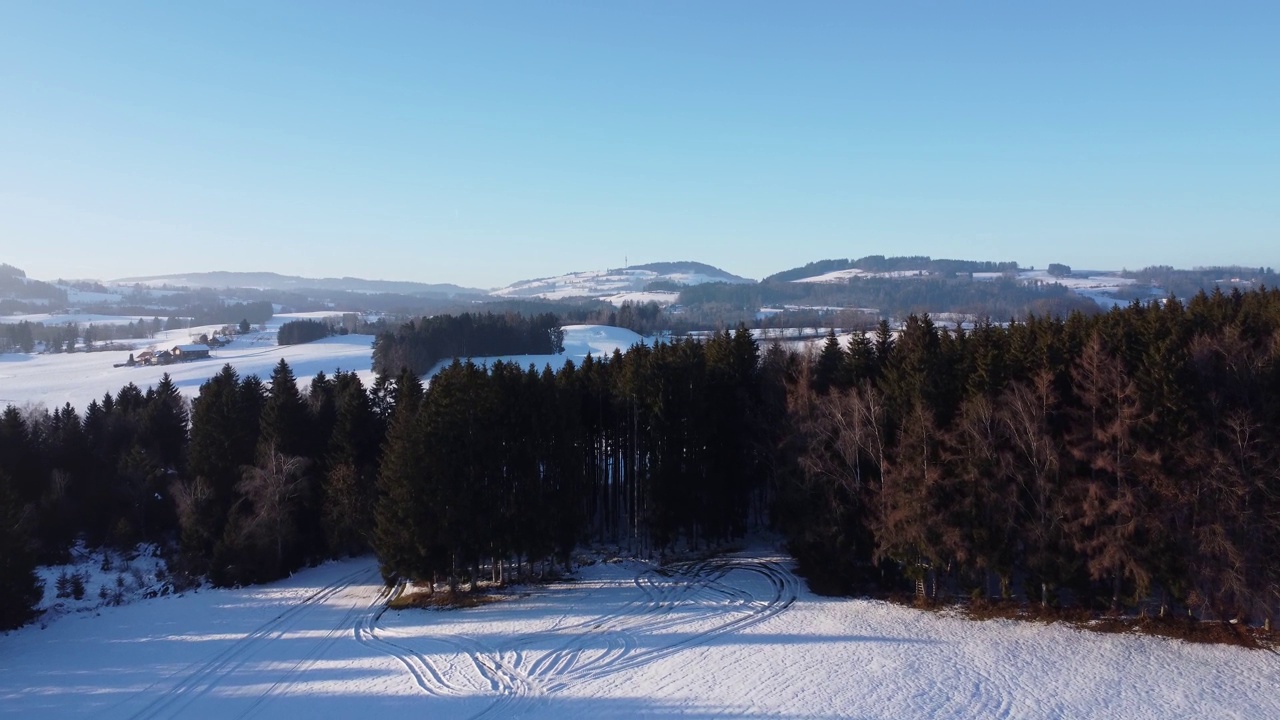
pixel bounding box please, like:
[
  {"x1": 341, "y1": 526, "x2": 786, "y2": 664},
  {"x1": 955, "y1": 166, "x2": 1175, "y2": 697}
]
[
  {"x1": 277, "y1": 318, "x2": 334, "y2": 345},
  {"x1": 764, "y1": 255, "x2": 1021, "y2": 283},
  {"x1": 782, "y1": 287, "x2": 1280, "y2": 626},
  {"x1": 676, "y1": 275, "x2": 1097, "y2": 321},
  {"x1": 4, "y1": 289, "x2": 1280, "y2": 631},
  {"x1": 371, "y1": 312, "x2": 565, "y2": 375}
]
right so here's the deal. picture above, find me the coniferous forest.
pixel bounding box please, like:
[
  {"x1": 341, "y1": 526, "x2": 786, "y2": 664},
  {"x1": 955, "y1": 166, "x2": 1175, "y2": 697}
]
[{"x1": 2, "y1": 288, "x2": 1280, "y2": 632}]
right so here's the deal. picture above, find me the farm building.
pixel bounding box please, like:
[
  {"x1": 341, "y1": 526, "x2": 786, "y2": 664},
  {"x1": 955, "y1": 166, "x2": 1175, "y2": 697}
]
[{"x1": 171, "y1": 344, "x2": 211, "y2": 361}]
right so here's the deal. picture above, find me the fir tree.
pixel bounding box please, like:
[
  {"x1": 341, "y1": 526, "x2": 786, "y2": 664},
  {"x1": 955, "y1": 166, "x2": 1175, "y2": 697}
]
[{"x1": 0, "y1": 470, "x2": 43, "y2": 630}]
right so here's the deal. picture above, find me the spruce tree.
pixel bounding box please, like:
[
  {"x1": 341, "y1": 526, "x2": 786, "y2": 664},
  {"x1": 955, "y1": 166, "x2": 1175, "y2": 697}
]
[
  {"x1": 0, "y1": 470, "x2": 43, "y2": 630},
  {"x1": 259, "y1": 360, "x2": 308, "y2": 458},
  {"x1": 372, "y1": 370, "x2": 428, "y2": 583}
]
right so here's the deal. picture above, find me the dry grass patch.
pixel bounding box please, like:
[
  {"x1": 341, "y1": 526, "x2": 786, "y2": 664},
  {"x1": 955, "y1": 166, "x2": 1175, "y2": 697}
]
[
  {"x1": 388, "y1": 588, "x2": 503, "y2": 611},
  {"x1": 917, "y1": 597, "x2": 1278, "y2": 651}
]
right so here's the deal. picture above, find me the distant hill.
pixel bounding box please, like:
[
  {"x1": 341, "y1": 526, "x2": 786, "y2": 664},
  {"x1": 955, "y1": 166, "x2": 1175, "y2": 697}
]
[
  {"x1": 0, "y1": 263, "x2": 68, "y2": 309},
  {"x1": 622, "y1": 261, "x2": 753, "y2": 283},
  {"x1": 766, "y1": 256, "x2": 1020, "y2": 283},
  {"x1": 491, "y1": 261, "x2": 753, "y2": 304},
  {"x1": 112, "y1": 271, "x2": 484, "y2": 298}
]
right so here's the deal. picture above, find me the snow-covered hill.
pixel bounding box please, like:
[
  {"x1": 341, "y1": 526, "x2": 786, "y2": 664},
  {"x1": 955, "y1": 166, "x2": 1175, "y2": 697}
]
[
  {"x1": 491, "y1": 262, "x2": 753, "y2": 305},
  {"x1": 790, "y1": 265, "x2": 1158, "y2": 308},
  {"x1": 112, "y1": 271, "x2": 482, "y2": 297}
]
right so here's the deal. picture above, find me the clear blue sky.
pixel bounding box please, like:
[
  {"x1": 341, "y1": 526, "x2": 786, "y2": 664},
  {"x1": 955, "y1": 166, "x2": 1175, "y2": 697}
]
[{"x1": 1, "y1": 1, "x2": 1276, "y2": 288}]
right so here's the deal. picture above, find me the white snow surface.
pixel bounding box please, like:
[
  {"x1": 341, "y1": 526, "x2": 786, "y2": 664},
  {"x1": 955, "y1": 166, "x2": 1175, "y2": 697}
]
[
  {"x1": 3, "y1": 546, "x2": 1275, "y2": 719},
  {"x1": 34, "y1": 544, "x2": 172, "y2": 625},
  {"x1": 790, "y1": 267, "x2": 1162, "y2": 309},
  {"x1": 0, "y1": 321, "x2": 373, "y2": 412},
  {"x1": 491, "y1": 267, "x2": 750, "y2": 301},
  {"x1": 0, "y1": 323, "x2": 644, "y2": 412},
  {"x1": 423, "y1": 324, "x2": 647, "y2": 378},
  {"x1": 600, "y1": 291, "x2": 681, "y2": 307},
  {"x1": 0, "y1": 312, "x2": 162, "y2": 327},
  {"x1": 793, "y1": 268, "x2": 928, "y2": 283}
]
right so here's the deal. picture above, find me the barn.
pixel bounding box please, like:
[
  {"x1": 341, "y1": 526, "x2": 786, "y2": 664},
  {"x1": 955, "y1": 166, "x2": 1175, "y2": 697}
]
[{"x1": 171, "y1": 344, "x2": 211, "y2": 361}]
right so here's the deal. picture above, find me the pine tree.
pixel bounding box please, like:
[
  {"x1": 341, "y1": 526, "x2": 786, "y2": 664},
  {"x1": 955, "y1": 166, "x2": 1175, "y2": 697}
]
[
  {"x1": 181, "y1": 365, "x2": 258, "y2": 568},
  {"x1": 0, "y1": 470, "x2": 43, "y2": 630},
  {"x1": 142, "y1": 373, "x2": 188, "y2": 470},
  {"x1": 372, "y1": 370, "x2": 429, "y2": 583},
  {"x1": 259, "y1": 360, "x2": 308, "y2": 458}
]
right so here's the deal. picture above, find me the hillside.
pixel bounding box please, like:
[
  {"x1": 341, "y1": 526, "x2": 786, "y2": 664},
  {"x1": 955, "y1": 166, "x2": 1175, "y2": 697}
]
[
  {"x1": 113, "y1": 270, "x2": 483, "y2": 298},
  {"x1": 491, "y1": 262, "x2": 753, "y2": 305}
]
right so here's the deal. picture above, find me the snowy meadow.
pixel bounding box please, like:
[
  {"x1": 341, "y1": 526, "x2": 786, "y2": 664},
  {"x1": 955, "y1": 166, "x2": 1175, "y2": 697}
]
[{"x1": 3, "y1": 547, "x2": 1277, "y2": 719}]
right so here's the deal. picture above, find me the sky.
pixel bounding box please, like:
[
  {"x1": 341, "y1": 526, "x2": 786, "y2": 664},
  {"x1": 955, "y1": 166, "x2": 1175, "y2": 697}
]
[{"x1": 1, "y1": 1, "x2": 1277, "y2": 289}]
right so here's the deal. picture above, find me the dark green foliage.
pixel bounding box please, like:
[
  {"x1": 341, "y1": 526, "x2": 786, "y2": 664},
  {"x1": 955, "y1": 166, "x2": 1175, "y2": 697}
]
[
  {"x1": 371, "y1": 312, "x2": 564, "y2": 375},
  {"x1": 0, "y1": 471, "x2": 43, "y2": 630},
  {"x1": 4, "y1": 284, "x2": 1279, "y2": 627},
  {"x1": 764, "y1": 255, "x2": 1020, "y2": 283},
  {"x1": 181, "y1": 365, "x2": 261, "y2": 574},
  {"x1": 277, "y1": 319, "x2": 332, "y2": 345},
  {"x1": 260, "y1": 360, "x2": 308, "y2": 457}
]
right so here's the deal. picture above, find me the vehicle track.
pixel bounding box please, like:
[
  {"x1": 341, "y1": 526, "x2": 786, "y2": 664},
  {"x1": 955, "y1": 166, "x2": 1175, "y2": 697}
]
[
  {"x1": 360, "y1": 554, "x2": 801, "y2": 719},
  {"x1": 236, "y1": 567, "x2": 385, "y2": 719},
  {"x1": 125, "y1": 566, "x2": 373, "y2": 720}
]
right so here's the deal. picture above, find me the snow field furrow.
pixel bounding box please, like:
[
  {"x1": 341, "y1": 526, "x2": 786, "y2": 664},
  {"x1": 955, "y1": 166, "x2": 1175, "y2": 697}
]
[
  {"x1": 235, "y1": 568, "x2": 385, "y2": 719},
  {"x1": 9, "y1": 551, "x2": 1280, "y2": 719},
  {"x1": 123, "y1": 566, "x2": 372, "y2": 720},
  {"x1": 351, "y1": 555, "x2": 801, "y2": 718}
]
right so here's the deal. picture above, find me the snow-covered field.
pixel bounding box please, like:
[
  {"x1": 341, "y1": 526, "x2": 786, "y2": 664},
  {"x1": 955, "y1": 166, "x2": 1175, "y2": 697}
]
[
  {"x1": 423, "y1": 324, "x2": 647, "y2": 377},
  {"x1": 3, "y1": 546, "x2": 1275, "y2": 719},
  {"x1": 987, "y1": 270, "x2": 1158, "y2": 309},
  {"x1": 793, "y1": 268, "x2": 927, "y2": 283},
  {"x1": 600, "y1": 290, "x2": 681, "y2": 307},
  {"x1": 0, "y1": 323, "x2": 646, "y2": 412},
  {"x1": 0, "y1": 316, "x2": 374, "y2": 412},
  {"x1": 492, "y1": 266, "x2": 751, "y2": 301}
]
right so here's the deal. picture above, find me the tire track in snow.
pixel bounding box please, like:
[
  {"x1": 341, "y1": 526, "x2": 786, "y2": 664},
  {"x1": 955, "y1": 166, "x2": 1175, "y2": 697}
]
[
  {"x1": 236, "y1": 567, "x2": 384, "y2": 719},
  {"x1": 364, "y1": 554, "x2": 799, "y2": 719},
  {"x1": 570, "y1": 559, "x2": 798, "y2": 681},
  {"x1": 351, "y1": 584, "x2": 469, "y2": 698},
  {"x1": 124, "y1": 566, "x2": 372, "y2": 720}
]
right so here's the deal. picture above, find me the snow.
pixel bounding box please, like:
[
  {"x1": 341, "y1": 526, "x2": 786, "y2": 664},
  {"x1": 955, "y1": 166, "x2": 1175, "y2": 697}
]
[
  {"x1": 423, "y1": 325, "x2": 647, "y2": 378},
  {"x1": 599, "y1": 291, "x2": 680, "y2": 307},
  {"x1": 33, "y1": 544, "x2": 172, "y2": 625},
  {"x1": 492, "y1": 267, "x2": 750, "y2": 301},
  {"x1": 793, "y1": 268, "x2": 927, "y2": 283},
  {"x1": 0, "y1": 324, "x2": 644, "y2": 412},
  {"x1": 789, "y1": 267, "x2": 1165, "y2": 309},
  {"x1": 0, "y1": 312, "x2": 163, "y2": 327},
  {"x1": 61, "y1": 287, "x2": 126, "y2": 305},
  {"x1": 3, "y1": 546, "x2": 1275, "y2": 719},
  {"x1": 0, "y1": 314, "x2": 373, "y2": 411}
]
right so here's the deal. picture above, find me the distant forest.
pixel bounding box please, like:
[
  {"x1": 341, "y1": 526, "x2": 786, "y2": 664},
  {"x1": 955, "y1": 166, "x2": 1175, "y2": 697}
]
[
  {"x1": 763, "y1": 255, "x2": 1021, "y2": 282},
  {"x1": 3, "y1": 288, "x2": 1280, "y2": 632},
  {"x1": 676, "y1": 275, "x2": 1096, "y2": 320},
  {"x1": 371, "y1": 312, "x2": 565, "y2": 375},
  {"x1": 1126, "y1": 265, "x2": 1278, "y2": 299}
]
